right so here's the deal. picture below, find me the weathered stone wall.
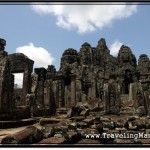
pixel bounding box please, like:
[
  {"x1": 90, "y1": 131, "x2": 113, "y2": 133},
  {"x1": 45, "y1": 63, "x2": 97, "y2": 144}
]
[
  {"x1": 27, "y1": 37, "x2": 150, "y2": 116},
  {"x1": 8, "y1": 53, "x2": 34, "y2": 105},
  {"x1": 0, "y1": 39, "x2": 14, "y2": 114}
]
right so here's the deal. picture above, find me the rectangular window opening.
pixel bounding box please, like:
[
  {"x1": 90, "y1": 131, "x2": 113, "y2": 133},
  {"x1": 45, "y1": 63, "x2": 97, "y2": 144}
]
[{"x1": 13, "y1": 73, "x2": 24, "y2": 89}]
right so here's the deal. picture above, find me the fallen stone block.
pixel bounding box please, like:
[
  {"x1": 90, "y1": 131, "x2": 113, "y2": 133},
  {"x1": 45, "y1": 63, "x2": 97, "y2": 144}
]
[
  {"x1": 68, "y1": 122, "x2": 77, "y2": 131},
  {"x1": 41, "y1": 124, "x2": 56, "y2": 138},
  {"x1": 0, "y1": 118, "x2": 36, "y2": 129},
  {"x1": 38, "y1": 137, "x2": 67, "y2": 144},
  {"x1": 76, "y1": 121, "x2": 89, "y2": 129},
  {"x1": 114, "y1": 138, "x2": 135, "y2": 144},
  {"x1": 67, "y1": 106, "x2": 82, "y2": 118},
  {"x1": 66, "y1": 131, "x2": 82, "y2": 144},
  {"x1": 91, "y1": 124, "x2": 103, "y2": 133},
  {"x1": 70, "y1": 116, "x2": 85, "y2": 122},
  {"x1": 80, "y1": 109, "x2": 90, "y2": 117},
  {"x1": 58, "y1": 119, "x2": 72, "y2": 126},
  {"x1": 93, "y1": 116, "x2": 101, "y2": 124},
  {"x1": 125, "y1": 120, "x2": 146, "y2": 130},
  {"x1": 127, "y1": 116, "x2": 138, "y2": 122},
  {"x1": 100, "y1": 116, "x2": 111, "y2": 122},
  {"x1": 1, "y1": 126, "x2": 44, "y2": 144},
  {"x1": 102, "y1": 121, "x2": 115, "y2": 130},
  {"x1": 82, "y1": 118, "x2": 94, "y2": 125},
  {"x1": 39, "y1": 118, "x2": 60, "y2": 126},
  {"x1": 54, "y1": 125, "x2": 68, "y2": 134},
  {"x1": 77, "y1": 139, "x2": 101, "y2": 144}
]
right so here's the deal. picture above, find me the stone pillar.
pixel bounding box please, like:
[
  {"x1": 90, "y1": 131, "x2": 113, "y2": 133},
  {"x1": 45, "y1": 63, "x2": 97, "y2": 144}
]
[
  {"x1": 0, "y1": 38, "x2": 14, "y2": 114},
  {"x1": 70, "y1": 74, "x2": 76, "y2": 106},
  {"x1": 104, "y1": 83, "x2": 109, "y2": 114},
  {"x1": 55, "y1": 74, "x2": 64, "y2": 108},
  {"x1": 44, "y1": 80, "x2": 50, "y2": 106},
  {"x1": 91, "y1": 79, "x2": 96, "y2": 101},
  {"x1": 44, "y1": 79, "x2": 55, "y2": 114},
  {"x1": 129, "y1": 82, "x2": 146, "y2": 115},
  {"x1": 76, "y1": 78, "x2": 82, "y2": 103},
  {"x1": 58, "y1": 80, "x2": 62, "y2": 108},
  {"x1": 22, "y1": 66, "x2": 33, "y2": 105},
  {"x1": 35, "y1": 68, "x2": 47, "y2": 107}
]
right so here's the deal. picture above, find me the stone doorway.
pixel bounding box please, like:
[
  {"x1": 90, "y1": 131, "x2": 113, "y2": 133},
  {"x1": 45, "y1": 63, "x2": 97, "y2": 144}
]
[{"x1": 124, "y1": 69, "x2": 133, "y2": 94}]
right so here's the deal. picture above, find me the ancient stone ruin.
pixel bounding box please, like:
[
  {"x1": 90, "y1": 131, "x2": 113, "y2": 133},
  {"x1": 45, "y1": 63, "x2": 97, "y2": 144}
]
[{"x1": 0, "y1": 37, "x2": 150, "y2": 145}]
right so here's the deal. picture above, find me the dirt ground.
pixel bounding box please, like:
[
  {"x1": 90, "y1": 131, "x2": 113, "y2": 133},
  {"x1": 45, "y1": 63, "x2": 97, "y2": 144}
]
[{"x1": 0, "y1": 123, "x2": 41, "y2": 143}]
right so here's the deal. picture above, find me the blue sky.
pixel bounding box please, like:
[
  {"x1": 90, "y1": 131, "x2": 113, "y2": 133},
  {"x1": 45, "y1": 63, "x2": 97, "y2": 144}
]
[{"x1": 0, "y1": 3, "x2": 150, "y2": 86}]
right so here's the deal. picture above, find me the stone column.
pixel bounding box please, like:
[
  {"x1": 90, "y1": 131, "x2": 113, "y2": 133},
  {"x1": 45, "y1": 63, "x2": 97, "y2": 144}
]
[
  {"x1": 44, "y1": 79, "x2": 56, "y2": 114},
  {"x1": 58, "y1": 80, "x2": 62, "y2": 108},
  {"x1": 103, "y1": 83, "x2": 109, "y2": 114},
  {"x1": 22, "y1": 67, "x2": 32, "y2": 105},
  {"x1": 76, "y1": 78, "x2": 82, "y2": 103},
  {"x1": 35, "y1": 68, "x2": 47, "y2": 107},
  {"x1": 129, "y1": 82, "x2": 146, "y2": 115},
  {"x1": 70, "y1": 74, "x2": 76, "y2": 106}
]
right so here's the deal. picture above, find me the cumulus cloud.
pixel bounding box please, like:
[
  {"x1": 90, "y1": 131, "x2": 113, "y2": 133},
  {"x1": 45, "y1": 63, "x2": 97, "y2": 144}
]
[
  {"x1": 13, "y1": 73, "x2": 24, "y2": 88},
  {"x1": 110, "y1": 40, "x2": 123, "y2": 56},
  {"x1": 16, "y1": 43, "x2": 55, "y2": 68},
  {"x1": 15, "y1": 43, "x2": 55, "y2": 87},
  {"x1": 31, "y1": 4, "x2": 137, "y2": 33}
]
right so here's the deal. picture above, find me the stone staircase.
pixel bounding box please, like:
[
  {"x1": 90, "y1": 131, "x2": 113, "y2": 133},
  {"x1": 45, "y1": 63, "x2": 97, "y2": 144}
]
[
  {"x1": 56, "y1": 108, "x2": 70, "y2": 116},
  {"x1": 120, "y1": 94, "x2": 135, "y2": 115},
  {"x1": 120, "y1": 94, "x2": 129, "y2": 103}
]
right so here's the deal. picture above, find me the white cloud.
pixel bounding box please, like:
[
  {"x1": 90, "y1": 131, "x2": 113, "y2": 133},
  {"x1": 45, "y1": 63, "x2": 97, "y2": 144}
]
[
  {"x1": 16, "y1": 43, "x2": 55, "y2": 68},
  {"x1": 15, "y1": 43, "x2": 55, "y2": 87},
  {"x1": 110, "y1": 40, "x2": 123, "y2": 56},
  {"x1": 13, "y1": 73, "x2": 23, "y2": 88},
  {"x1": 31, "y1": 4, "x2": 137, "y2": 33}
]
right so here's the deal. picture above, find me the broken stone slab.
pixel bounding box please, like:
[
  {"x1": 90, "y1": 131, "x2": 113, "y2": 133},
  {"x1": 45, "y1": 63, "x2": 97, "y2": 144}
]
[
  {"x1": 55, "y1": 114, "x2": 68, "y2": 119},
  {"x1": 125, "y1": 121, "x2": 137, "y2": 130},
  {"x1": 91, "y1": 124, "x2": 103, "y2": 133},
  {"x1": 146, "y1": 129, "x2": 150, "y2": 134},
  {"x1": 56, "y1": 108, "x2": 69, "y2": 114},
  {"x1": 102, "y1": 121, "x2": 115, "y2": 130},
  {"x1": 127, "y1": 116, "x2": 139, "y2": 121},
  {"x1": 77, "y1": 139, "x2": 101, "y2": 144},
  {"x1": 78, "y1": 128, "x2": 94, "y2": 138},
  {"x1": 114, "y1": 138, "x2": 135, "y2": 144},
  {"x1": 0, "y1": 118, "x2": 36, "y2": 129},
  {"x1": 67, "y1": 109, "x2": 73, "y2": 118},
  {"x1": 54, "y1": 125, "x2": 68, "y2": 134},
  {"x1": 70, "y1": 116, "x2": 85, "y2": 122},
  {"x1": 78, "y1": 128, "x2": 99, "y2": 139},
  {"x1": 76, "y1": 121, "x2": 89, "y2": 129},
  {"x1": 76, "y1": 102, "x2": 90, "y2": 109},
  {"x1": 82, "y1": 118, "x2": 94, "y2": 125},
  {"x1": 93, "y1": 116, "x2": 101, "y2": 124},
  {"x1": 135, "y1": 139, "x2": 150, "y2": 144},
  {"x1": 116, "y1": 127, "x2": 127, "y2": 132},
  {"x1": 57, "y1": 119, "x2": 72, "y2": 126},
  {"x1": 68, "y1": 122, "x2": 77, "y2": 131},
  {"x1": 54, "y1": 133, "x2": 63, "y2": 138},
  {"x1": 100, "y1": 116, "x2": 111, "y2": 122},
  {"x1": 90, "y1": 129, "x2": 99, "y2": 135},
  {"x1": 41, "y1": 124, "x2": 56, "y2": 138},
  {"x1": 38, "y1": 137, "x2": 67, "y2": 144},
  {"x1": 125, "y1": 120, "x2": 146, "y2": 130},
  {"x1": 39, "y1": 118, "x2": 60, "y2": 126},
  {"x1": 103, "y1": 128, "x2": 110, "y2": 132},
  {"x1": 1, "y1": 126, "x2": 44, "y2": 144},
  {"x1": 67, "y1": 106, "x2": 82, "y2": 118},
  {"x1": 80, "y1": 109, "x2": 90, "y2": 117},
  {"x1": 114, "y1": 118, "x2": 126, "y2": 128},
  {"x1": 66, "y1": 131, "x2": 82, "y2": 144}
]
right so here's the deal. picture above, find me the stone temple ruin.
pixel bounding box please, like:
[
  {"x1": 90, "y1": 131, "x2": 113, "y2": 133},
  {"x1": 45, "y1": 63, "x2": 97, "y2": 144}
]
[{"x1": 0, "y1": 37, "x2": 150, "y2": 144}]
